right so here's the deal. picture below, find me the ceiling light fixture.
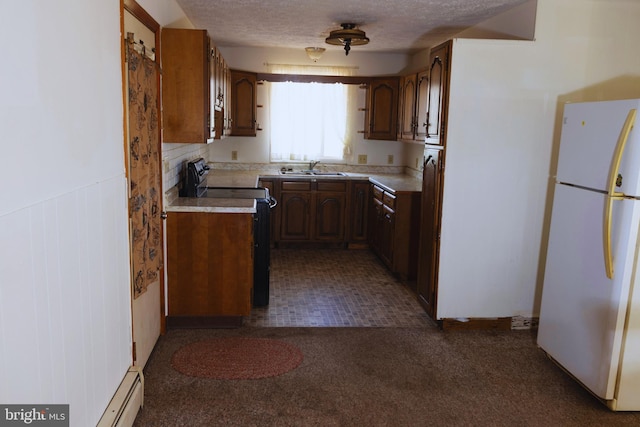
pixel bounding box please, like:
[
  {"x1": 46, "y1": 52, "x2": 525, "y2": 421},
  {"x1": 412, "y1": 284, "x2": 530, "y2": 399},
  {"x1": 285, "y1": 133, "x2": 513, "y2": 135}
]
[
  {"x1": 325, "y1": 23, "x2": 369, "y2": 56},
  {"x1": 305, "y1": 47, "x2": 326, "y2": 62}
]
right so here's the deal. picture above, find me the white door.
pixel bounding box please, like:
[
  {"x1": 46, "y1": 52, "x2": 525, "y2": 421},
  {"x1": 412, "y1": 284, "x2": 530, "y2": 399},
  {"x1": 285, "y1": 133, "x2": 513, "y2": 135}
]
[{"x1": 538, "y1": 183, "x2": 639, "y2": 400}]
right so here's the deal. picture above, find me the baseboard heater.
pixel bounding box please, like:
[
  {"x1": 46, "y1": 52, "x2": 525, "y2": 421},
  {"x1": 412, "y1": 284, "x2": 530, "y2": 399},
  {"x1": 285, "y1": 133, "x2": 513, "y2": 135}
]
[{"x1": 97, "y1": 366, "x2": 144, "y2": 427}]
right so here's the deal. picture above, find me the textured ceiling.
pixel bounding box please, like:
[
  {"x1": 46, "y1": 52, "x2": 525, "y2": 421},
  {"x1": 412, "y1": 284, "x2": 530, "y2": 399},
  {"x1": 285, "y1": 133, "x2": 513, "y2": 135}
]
[{"x1": 176, "y1": 0, "x2": 529, "y2": 54}]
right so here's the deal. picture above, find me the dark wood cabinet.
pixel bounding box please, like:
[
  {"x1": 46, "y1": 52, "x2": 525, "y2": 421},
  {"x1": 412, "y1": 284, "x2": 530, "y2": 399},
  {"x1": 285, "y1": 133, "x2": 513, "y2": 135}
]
[
  {"x1": 398, "y1": 69, "x2": 429, "y2": 142},
  {"x1": 365, "y1": 77, "x2": 399, "y2": 140},
  {"x1": 161, "y1": 28, "x2": 214, "y2": 143},
  {"x1": 417, "y1": 148, "x2": 445, "y2": 318},
  {"x1": 166, "y1": 212, "x2": 253, "y2": 319},
  {"x1": 368, "y1": 184, "x2": 421, "y2": 280},
  {"x1": 415, "y1": 70, "x2": 429, "y2": 141},
  {"x1": 426, "y1": 40, "x2": 452, "y2": 146},
  {"x1": 230, "y1": 70, "x2": 257, "y2": 136},
  {"x1": 279, "y1": 184, "x2": 313, "y2": 241},
  {"x1": 348, "y1": 180, "x2": 370, "y2": 245},
  {"x1": 316, "y1": 182, "x2": 347, "y2": 242},
  {"x1": 277, "y1": 180, "x2": 346, "y2": 243},
  {"x1": 399, "y1": 73, "x2": 417, "y2": 140},
  {"x1": 212, "y1": 45, "x2": 230, "y2": 139}
]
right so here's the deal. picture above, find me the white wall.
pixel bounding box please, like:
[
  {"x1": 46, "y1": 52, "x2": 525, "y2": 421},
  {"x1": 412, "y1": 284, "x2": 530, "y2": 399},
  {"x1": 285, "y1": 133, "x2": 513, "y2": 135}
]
[
  {"x1": 0, "y1": 1, "x2": 132, "y2": 426},
  {"x1": 436, "y1": 0, "x2": 640, "y2": 320}
]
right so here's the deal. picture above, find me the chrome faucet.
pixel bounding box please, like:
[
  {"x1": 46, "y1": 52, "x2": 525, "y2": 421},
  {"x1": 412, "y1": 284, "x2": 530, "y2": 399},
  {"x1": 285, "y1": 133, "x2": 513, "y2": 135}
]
[{"x1": 309, "y1": 160, "x2": 320, "y2": 171}]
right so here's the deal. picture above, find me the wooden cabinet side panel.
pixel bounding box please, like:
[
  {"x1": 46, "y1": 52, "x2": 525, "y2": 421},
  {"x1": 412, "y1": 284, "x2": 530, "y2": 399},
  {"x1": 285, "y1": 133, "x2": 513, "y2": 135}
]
[
  {"x1": 167, "y1": 212, "x2": 253, "y2": 316},
  {"x1": 161, "y1": 29, "x2": 209, "y2": 143}
]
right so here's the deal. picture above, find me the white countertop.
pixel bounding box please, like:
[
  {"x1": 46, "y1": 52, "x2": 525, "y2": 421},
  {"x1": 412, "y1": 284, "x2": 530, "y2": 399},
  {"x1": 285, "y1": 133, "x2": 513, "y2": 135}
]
[{"x1": 166, "y1": 168, "x2": 422, "y2": 213}]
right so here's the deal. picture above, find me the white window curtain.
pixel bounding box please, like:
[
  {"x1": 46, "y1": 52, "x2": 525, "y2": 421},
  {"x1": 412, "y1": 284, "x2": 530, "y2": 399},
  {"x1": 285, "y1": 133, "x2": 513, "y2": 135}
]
[{"x1": 270, "y1": 81, "x2": 348, "y2": 162}]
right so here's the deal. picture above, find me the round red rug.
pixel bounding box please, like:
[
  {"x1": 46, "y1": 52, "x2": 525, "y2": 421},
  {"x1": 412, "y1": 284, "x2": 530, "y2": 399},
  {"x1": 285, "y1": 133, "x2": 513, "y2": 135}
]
[{"x1": 171, "y1": 337, "x2": 304, "y2": 380}]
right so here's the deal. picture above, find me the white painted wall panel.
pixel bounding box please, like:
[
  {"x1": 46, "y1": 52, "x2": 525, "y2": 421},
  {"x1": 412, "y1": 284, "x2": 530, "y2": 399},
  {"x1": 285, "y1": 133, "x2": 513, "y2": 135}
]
[
  {"x1": 436, "y1": 0, "x2": 640, "y2": 320},
  {"x1": 0, "y1": 177, "x2": 132, "y2": 426}
]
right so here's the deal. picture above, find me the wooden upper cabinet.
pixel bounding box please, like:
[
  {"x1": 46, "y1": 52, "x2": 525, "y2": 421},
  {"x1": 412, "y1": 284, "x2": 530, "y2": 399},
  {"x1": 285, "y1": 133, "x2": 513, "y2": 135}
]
[
  {"x1": 161, "y1": 28, "x2": 213, "y2": 144},
  {"x1": 365, "y1": 77, "x2": 399, "y2": 141},
  {"x1": 426, "y1": 40, "x2": 452, "y2": 146},
  {"x1": 400, "y1": 74, "x2": 417, "y2": 140},
  {"x1": 229, "y1": 70, "x2": 257, "y2": 136},
  {"x1": 415, "y1": 70, "x2": 429, "y2": 141}
]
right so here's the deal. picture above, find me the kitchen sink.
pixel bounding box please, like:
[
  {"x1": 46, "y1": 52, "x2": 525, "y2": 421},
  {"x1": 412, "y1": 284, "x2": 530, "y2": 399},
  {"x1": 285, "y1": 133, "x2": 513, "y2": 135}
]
[{"x1": 279, "y1": 170, "x2": 346, "y2": 176}]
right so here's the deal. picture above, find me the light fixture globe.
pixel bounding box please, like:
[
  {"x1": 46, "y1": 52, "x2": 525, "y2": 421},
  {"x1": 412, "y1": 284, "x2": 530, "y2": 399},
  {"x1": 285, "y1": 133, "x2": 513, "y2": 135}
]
[
  {"x1": 305, "y1": 47, "x2": 326, "y2": 62},
  {"x1": 325, "y1": 23, "x2": 369, "y2": 56}
]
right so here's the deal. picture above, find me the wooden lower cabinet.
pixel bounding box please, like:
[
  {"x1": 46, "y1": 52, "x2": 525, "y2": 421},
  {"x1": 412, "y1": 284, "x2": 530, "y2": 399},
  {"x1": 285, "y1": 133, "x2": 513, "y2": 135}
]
[
  {"x1": 417, "y1": 147, "x2": 444, "y2": 318},
  {"x1": 276, "y1": 179, "x2": 347, "y2": 244},
  {"x1": 348, "y1": 180, "x2": 370, "y2": 245},
  {"x1": 368, "y1": 184, "x2": 421, "y2": 280},
  {"x1": 166, "y1": 212, "x2": 253, "y2": 322}
]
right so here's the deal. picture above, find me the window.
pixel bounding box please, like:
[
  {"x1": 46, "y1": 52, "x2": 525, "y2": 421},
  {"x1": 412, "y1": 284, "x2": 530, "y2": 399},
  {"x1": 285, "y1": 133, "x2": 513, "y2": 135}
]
[{"x1": 270, "y1": 82, "x2": 347, "y2": 162}]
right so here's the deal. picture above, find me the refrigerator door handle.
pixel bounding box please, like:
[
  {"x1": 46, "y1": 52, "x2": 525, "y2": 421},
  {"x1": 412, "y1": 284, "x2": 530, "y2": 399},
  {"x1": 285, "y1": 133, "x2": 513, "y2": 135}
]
[{"x1": 603, "y1": 108, "x2": 637, "y2": 279}]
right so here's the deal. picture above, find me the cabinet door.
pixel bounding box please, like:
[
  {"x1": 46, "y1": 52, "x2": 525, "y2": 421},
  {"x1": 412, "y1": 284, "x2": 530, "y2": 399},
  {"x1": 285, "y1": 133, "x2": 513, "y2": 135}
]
[
  {"x1": 279, "y1": 192, "x2": 312, "y2": 241},
  {"x1": 315, "y1": 191, "x2": 346, "y2": 241},
  {"x1": 426, "y1": 40, "x2": 451, "y2": 146},
  {"x1": 365, "y1": 77, "x2": 399, "y2": 140},
  {"x1": 230, "y1": 70, "x2": 257, "y2": 136},
  {"x1": 417, "y1": 148, "x2": 444, "y2": 319},
  {"x1": 161, "y1": 28, "x2": 212, "y2": 143},
  {"x1": 400, "y1": 74, "x2": 417, "y2": 140},
  {"x1": 380, "y1": 205, "x2": 395, "y2": 267},
  {"x1": 368, "y1": 194, "x2": 384, "y2": 254},
  {"x1": 349, "y1": 181, "x2": 370, "y2": 243},
  {"x1": 415, "y1": 70, "x2": 429, "y2": 141}
]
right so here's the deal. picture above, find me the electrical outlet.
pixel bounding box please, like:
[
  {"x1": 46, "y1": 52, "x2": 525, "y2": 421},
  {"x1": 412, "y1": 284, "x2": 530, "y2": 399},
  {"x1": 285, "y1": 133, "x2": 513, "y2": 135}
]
[
  {"x1": 358, "y1": 154, "x2": 367, "y2": 164},
  {"x1": 387, "y1": 154, "x2": 394, "y2": 165},
  {"x1": 231, "y1": 151, "x2": 238, "y2": 161}
]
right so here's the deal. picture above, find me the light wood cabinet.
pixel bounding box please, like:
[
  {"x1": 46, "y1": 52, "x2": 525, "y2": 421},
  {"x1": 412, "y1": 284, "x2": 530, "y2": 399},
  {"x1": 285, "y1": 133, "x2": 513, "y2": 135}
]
[
  {"x1": 166, "y1": 212, "x2": 253, "y2": 321},
  {"x1": 365, "y1": 77, "x2": 399, "y2": 140},
  {"x1": 368, "y1": 184, "x2": 421, "y2": 280},
  {"x1": 161, "y1": 28, "x2": 214, "y2": 144},
  {"x1": 230, "y1": 69, "x2": 257, "y2": 136}
]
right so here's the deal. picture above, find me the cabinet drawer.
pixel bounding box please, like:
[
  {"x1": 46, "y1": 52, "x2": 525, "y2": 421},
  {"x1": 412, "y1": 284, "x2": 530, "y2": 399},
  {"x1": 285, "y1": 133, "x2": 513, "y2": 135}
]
[
  {"x1": 383, "y1": 192, "x2": 396, "y2": 209},
  {"x1": 317, "y1": 181, "x2": 347, "y2": 192},
  {"x1": 372, "y1": 185, "x2": 384, "y2": 201},
  {"x1": 281, "y1": 181, "x2": 312, "y2": 191}
]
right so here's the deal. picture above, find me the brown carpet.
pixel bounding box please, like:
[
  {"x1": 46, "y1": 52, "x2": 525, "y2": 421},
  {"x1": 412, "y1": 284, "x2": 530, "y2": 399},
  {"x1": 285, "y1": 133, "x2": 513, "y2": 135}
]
[
  {"x1": 134, "y1": 327, "x2": 640, "y2": 426},
  {"x1": 171, "y1": 337, "x2": 303, "y2": 380}
]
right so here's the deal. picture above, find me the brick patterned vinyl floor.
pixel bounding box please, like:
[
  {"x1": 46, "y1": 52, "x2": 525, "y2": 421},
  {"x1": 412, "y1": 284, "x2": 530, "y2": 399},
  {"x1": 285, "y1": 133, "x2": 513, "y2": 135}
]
[{"x1": 246, "y1": 248, "x2": 433, "y2": 327}]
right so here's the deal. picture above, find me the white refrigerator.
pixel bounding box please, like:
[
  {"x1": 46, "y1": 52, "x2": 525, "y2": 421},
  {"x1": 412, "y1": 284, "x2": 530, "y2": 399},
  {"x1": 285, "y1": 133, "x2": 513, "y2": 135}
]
[{"x1": 538, "y1": 99, "x2": 640, "y2": 411}]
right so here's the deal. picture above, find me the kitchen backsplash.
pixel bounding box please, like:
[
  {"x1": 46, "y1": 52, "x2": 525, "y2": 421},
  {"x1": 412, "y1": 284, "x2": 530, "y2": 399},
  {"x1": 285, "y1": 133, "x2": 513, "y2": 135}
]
[{"x1": 162, "y1": 142, "x2": 209, "y2": 191}]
